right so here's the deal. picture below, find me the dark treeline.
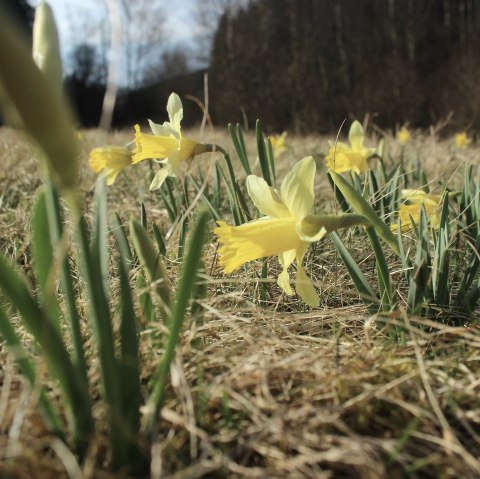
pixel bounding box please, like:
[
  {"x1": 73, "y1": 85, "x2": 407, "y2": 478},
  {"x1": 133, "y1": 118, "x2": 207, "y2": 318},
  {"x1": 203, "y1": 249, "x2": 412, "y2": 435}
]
[
  {"x1": 6, "y1": 0, "x2": 480, "y2": 132},
  {"x1": 209, "y1": 0, "x2": 480, "y2": 133},
  {"x1": 0, "y1": 0, "x2": 34, "y2": 36}
]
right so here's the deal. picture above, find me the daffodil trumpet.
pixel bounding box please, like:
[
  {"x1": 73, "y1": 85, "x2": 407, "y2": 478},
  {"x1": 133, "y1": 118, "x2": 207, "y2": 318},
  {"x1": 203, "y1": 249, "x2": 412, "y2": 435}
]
[
  {"x1": 214, "y1": 156, "x2": 368, "y2": 307},
  {"x1": 89, "y1": 146, "x2": 132, "y2": 185}
]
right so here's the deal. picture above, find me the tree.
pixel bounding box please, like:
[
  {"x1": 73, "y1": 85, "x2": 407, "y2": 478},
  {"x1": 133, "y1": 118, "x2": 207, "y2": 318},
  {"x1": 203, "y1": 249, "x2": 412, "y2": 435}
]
[
  {"x1": 0, "y1": 0, "x2": 34, "y2": 38},
  {"x1": 208, "y1": 0, "x2": 480, "y2": 132},
  {"x1": 122, "y1": 0, "x2": 166, "y2": 88}
]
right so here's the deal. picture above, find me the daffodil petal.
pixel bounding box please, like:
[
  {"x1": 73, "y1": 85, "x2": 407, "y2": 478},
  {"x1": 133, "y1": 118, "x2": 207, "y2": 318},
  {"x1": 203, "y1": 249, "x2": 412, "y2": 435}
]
[
  {"x1": 296, "y1": 264, "x2": 319, "y2": 307},
  {"x1": 166, "y1": 92, "x2": 183, "y2": 134},
  {"x1": 277, "y1": 249, "x2": 296, "y2": 295},
  {"x1": 149, "y1": 164, "x2": 172, "y2": 191},
  {"x1": 148, "y1": 119, "x2": 174, "y2": 137},
  {"x1": 280, "y1": 156, "x2": 315, "y2": 219},
  {"x1": 348, "y1": 120, "x2": 364, "y2": 152},
  {"x1": 294, "y1": 243, "x2": 319, "y2": 307},
  {"x1": 246, "y1": 175, "x2": 290, "y2": 218},
  {"x1": 167, "y1": 151, "x2": 181, "y2": 176}
]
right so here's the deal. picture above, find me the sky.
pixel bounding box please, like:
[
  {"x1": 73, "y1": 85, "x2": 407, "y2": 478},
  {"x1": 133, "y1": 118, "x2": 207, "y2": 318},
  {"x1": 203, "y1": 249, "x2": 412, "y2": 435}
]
[{"x1": 29, "y1": 0, "x2": 203, "y2": 83}]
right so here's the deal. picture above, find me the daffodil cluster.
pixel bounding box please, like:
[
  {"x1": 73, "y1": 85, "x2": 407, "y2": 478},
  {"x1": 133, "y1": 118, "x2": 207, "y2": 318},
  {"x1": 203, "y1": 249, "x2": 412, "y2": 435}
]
[{"x1": 88, "y1": 93, "x2": 208, "y2": 190}]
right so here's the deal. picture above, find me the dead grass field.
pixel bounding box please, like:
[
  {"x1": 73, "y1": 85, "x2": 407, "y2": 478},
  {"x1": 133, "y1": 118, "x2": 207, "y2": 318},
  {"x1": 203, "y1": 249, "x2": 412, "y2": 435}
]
[{"x1": 0, "y1": 125, "x2": 480, "y2": 478}]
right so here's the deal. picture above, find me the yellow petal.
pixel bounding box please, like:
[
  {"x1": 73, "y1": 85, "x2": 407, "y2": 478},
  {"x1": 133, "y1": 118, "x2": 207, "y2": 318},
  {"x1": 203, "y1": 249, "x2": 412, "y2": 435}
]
[
  {"x1": 149, "y1": 164, "x2": 172, "y2": 191},
  {"x1": 148, "y1": 119, "x2": 174, "y2": 137},
  {"x1": 214, "y1": 217, "x2": 302, "y2": 273},
  {"x1": 348, "y1": 120, "x2": 364, "y2": 152},
  {"x1": 246, "y1": 175, "x2": 290, "y2": 218},
  {"x1": 277, "y1": 249, "x2": 296, "y2": 295},
  {"x1": 295, "y1": 244, "x2": 319, "y2": 307},
  {"x1": 280, "y1": 156, "x2": 316, "y2": 220},
  {"x1": 296, "y1": 265, "x2": 319, "y2": 307},
  {"x1": 166, "y1": 92, "x2": 183, "y2": 134}
]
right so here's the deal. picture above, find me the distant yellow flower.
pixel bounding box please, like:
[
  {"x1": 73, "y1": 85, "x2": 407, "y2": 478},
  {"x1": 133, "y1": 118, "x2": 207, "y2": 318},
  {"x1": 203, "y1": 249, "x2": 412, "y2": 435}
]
[
  {"x1": 269, "y1": 131, "x2": 288, "y2": 158},
  {"x1": 215, "y1": 156, "x2": 326, "y2": 306},
  {"x1": 392, "y1": 189, "x2": 442, "y2": 232},
  {"x1": 133, "y1": 93, "x2": 208, "y2": 190},
  {"x1": 454, "y1": 132, "x2": 471, "y2": 149},
  {"x1": 397, "y1": 127, "x2": 411, "y2": 144},
  {"x1": 325, "y1": 121, "x2": 375, "y2": 174},
  {"x1": 89, "y1": 146, "x2": 132, "y2": 185}
]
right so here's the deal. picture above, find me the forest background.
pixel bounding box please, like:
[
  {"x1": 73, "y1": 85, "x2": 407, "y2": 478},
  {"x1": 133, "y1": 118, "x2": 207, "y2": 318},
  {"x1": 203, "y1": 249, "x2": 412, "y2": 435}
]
[{"x1": 3, "y1": 0, "x2": 480, "y2": 134}]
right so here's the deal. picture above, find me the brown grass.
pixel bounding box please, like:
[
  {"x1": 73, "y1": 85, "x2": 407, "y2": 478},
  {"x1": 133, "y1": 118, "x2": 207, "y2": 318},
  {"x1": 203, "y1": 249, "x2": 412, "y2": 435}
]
[{"x1": 0, "y1": 125, "x2": 480, "y2": 478}]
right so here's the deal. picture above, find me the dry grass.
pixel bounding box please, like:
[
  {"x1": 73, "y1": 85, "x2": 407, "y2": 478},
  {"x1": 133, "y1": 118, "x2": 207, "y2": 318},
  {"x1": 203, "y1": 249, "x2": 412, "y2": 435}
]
[{"x1": 0, "y1": 125, "x2": 480, "y2": 478}]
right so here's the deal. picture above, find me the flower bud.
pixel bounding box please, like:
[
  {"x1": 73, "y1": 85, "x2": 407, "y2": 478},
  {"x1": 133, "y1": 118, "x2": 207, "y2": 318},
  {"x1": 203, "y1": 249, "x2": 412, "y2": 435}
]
[{"x1": 33, "y1": 1, "x2": 63, "y2": 92}]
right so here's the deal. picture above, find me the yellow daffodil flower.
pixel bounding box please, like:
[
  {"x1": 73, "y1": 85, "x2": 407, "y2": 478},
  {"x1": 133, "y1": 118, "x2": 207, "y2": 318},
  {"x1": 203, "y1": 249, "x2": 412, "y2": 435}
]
[
  {"x1": 215, "y1": 154, "x2": 369, "y2": 306},
  {"x1": 133, "y1": 93, "x2": 208, "y2": 190},
  {"x1": 325, "y1": 121, "x2": 375, "y2": 174},
  {"x1": 268, "y1": 131, "x2": 288, "y2": 158},
  {"x1": 454, "y1": 132, "x2": 471, "y2": 149},
  {"x1": 89, "y1": 146, "x2": 132, "y2": 185},
  {"x1": 215, "y1": 156, "x2": 323, "y2": 306},
  {"x1": 392, "y1": 189, "x2": 442, "y2": 232},
  {"x1": 396, "y1": 126, "x2": 411, "y2": 144}
]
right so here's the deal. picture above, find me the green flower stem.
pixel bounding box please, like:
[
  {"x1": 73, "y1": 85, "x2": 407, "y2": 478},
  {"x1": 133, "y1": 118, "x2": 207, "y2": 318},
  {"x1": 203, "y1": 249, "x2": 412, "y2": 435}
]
[{"x1": 146, "y1": 209, "x2": 209, "y2": 433}]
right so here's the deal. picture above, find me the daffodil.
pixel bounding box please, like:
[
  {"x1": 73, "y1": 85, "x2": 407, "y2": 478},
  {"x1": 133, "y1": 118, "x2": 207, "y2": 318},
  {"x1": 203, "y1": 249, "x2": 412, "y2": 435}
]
[
  {"x1": 392, "y1": 189, "x2": 442, "y2": 232},
  {"x1": 396, "y1": 126, "x2": 411, "y2": 144},
  {"x1": 214, "y1": 156, "x2": 368, "y2": 307},
  {"x1": 325, "y1": 121, "x2": 375, "y2": 174},
  {"x1": 133, "y1": 93, "x2": 208, "y2": 190},
  {"x1": 89, "y1": 146, "x2": 132, "y2": 185},
  {"x1": 269, "y1": 131, "x2": 288, "y2": 158},
  {"x1": 454, "y1": 132, "x2": 471, "y2": 149}
]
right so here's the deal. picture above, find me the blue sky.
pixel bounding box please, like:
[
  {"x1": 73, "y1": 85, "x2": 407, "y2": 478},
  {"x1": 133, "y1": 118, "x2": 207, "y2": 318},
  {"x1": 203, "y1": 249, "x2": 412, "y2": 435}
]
[
  {"x1": 29, "y1": 0, "x2": 202, "y2": 81},
  {"x1": 32, "y1": 0, "x2": 199, "y2": 45}
]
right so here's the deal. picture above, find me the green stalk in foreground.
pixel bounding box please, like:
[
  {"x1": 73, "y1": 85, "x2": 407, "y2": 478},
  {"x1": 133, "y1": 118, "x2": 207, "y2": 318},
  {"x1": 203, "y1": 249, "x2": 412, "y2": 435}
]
[{"x1": 146, "y1": 209, "x2": 210, "y2": 432}]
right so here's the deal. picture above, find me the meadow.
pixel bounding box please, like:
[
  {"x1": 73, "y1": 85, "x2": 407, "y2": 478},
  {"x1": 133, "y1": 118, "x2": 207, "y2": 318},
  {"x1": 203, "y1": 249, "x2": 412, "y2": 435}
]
[
  {"x1": 1, "y1": 120, "x2": 480, "y2": 478},
  {"x1": 2, "y1": 3, "x2": 480, "y2": 478}
]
